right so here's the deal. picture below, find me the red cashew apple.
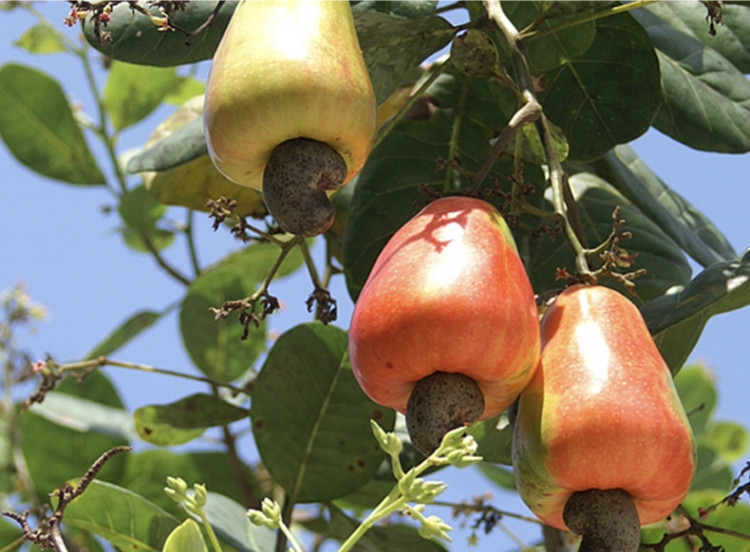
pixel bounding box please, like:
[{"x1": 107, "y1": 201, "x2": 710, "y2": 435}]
[
  {"x1": 348, "y1": 196, "x2": 540, "y2": 455},
  {"x1": 513, "y1": 284, "x2": 696, "y2": 550}
]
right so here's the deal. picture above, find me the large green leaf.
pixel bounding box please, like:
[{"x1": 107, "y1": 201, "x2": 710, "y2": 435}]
[
  {"x1": 81, "y1": 1, "x2": 239, "y2": 67},
  {"x1": 251, "y1": 323, "x2": 395, "y2": 503},
  {"x1": 134, "y1": 393, "x2": 247, "y2": 446},
  {"x1": 527, "y1": 10, "x2": 662, "y2": 161},
  {"x1": 355, "y1": 12, "x2": 454, "y2": 103},
  {"x1": 644, "y1": 1, "x2": 750, "y2": 75},
  {"x1": 0, "y1": 64, "x2": 105, "y2": 185},
  {"x1": 342, "y1": 69, "x2": 544, "y2": 300},
  {"x1": 104, "y1": 62, "x2": 185, "y2": 131},
  {"x1": 593, "y1": 145, "x2": 736, "y2": 268},
  {"x1": 179, "y1": 241, "x2": 303, "y2": 382},
  {"x1": 641, "y1": 249, "x2": 750, "y2": 374},
  {"x1": 529, "y1": 172, "x2": 693, "y2": 304},
  {"x1": 632, "y1": 6, "x2": 750, "y2": 153},
  {"x1": 63, "y1": 480, "x2": 179, "y2": 552}
]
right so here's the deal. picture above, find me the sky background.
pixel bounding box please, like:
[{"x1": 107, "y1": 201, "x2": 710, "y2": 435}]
[{"x1": 1, "y1": 2, "x2": 749, "y2": 551}]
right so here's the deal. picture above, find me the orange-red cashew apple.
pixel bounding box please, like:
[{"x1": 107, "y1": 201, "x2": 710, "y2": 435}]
[
  {"x1": 349, "y1": 196, "x2": 540, "y2": 455},
  {"x1": 513, "y1": 284, "x2": 696, "y2": 551}
]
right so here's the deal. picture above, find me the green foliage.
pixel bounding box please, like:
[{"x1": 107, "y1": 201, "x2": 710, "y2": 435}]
[
  {"x1": 2, "y1": 2, "x2": 750, "y2": 552},
  {"x1": 134, "y1": 393, "x2": 247, "y2": 446},
  {"x1": 162, "y1": 519, "x2": 208, "y2": 552},
  {"x1": 0, "y1": 63, "x2": 105, "y2": 184},
  {"x1": 63, "y1": 480, "x2": 179, "y2": 551},
  {"x1": 80, "y1": 1, "x2": 240, "y2": 67},
  {"x1": 251, "y1": 323, "x2": 395, "y2": 503}
]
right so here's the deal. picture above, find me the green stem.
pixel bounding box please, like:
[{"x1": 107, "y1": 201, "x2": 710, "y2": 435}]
[
  {"x1": 277, "y1": 515, "x2": 305, "y2": 552},
  {"x1": 338, "y1": 490, "x2": 410, "y2": 552},
  {"x1": 53, "y1": 357, "x2": 246, "y2": 395},
  {"x1": 521, "y1": 0, "x2": 661, "y2": 41},
  {"x1": 198, "y1": 510, "x2": 223, "y2": 552},
  {"x1": 298, "y1": 239, "x2": 324, "y2": 290},
  {"x1": 140, "y1": 232, "x2": 192, "y2": 286},
  {"x1": 274, "y1": 497, "x2": 297, "y2": 552},
  {"x1": 185, "y1": 210, "x2": 202, "y2": 278}
]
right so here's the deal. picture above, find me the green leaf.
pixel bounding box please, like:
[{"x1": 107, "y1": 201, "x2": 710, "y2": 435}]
[
  {"x1": 64, "y1": 480, "x2": 179, "y2": 552},
  {"x1": 134, "y1": 393, "x2": 248, "y2": 446},
  {"x1": 126, "y1": 118, "x2": 207, "y2": 173},
  {"x1": 594, "y1": 145, "x2": 736, "y2": 267},
  {"x1": 468, "y1": 415, "x2": 513, "y2": 465},
  {"x1": 20, "y1": 372, "x2": 128, "y2": 503},
  {"x1": 117, "y1": 185, "x2": 175, "y2": 252},
  {"x1": 13, "y1": 23, "x2": 66, "y2": 54},
  {"x1": 81, "y1": 1, "x2": 239, "y2": 67},
  {"x1": 342, "y1": 69, "x2": 543, "y2": 300},
  {"x1": 691, "y1": 443, "x2": 734, "y2": 492},
  {"x1": 162, "y1": 519, "x2": 208, "y2": 552},
  {"x1": 251, "y1": 323, "x2": 395, "y2": 503},
  {"x1": 703, "y1": 421, "x2": 749, "y2": 463},
  {"x1": 0, "y1": 63, "x2": 105, "y2": 185},
  {"x1": 0, "y1": 518, "x2": 24, "y2": 551},
  {"x1": 644, "y1": 1, "x2": 750, "y2": 75},
  {"x1": 633, "y1": 6, "x2": 750, "y2": 153},
  {"x1": 198, "y1": 492, "x2": 275, "y2": 552},
  {"x1": 674, "y1": 364, "x2": 717, "y2": 437},
  {"x1": 20, "y1": 409, "x2": 128, "y2": 504},
  {"x1": 354, "y1": 12, "x2": 455, "y2": 103},
  {"x1": 85, "y1": 309, "x2": 165, "y2": 359},
  {"x1": 505, "y1": 1, "x2": 600, "y2": 72},
  {"x1": 529, "y1": 172, "x2": 693, "y2": 304},
  {"x1": 28, "y1": 392, "x2": 136, "y2": 441},
  {"x1": 104, "y1": 62, "x2": 185, "y2": 131},
  {"x1": 477, "y1": 463, "x2": 516, "y2": 492},
  {"x1": 179, "y1": 241, "x2": 303, "y2": 382},
  {"x1": 641, "y1": 250, "x2": 750, "y2": 373},
  {"x1": 121, "y1": 450, "x2": 261, "y2": 515},
  {"x1": 531, "y1": 11, "x2": 662, "y2": 161}
]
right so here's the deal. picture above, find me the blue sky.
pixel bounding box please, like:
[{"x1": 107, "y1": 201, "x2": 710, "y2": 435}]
[{"x1": 1, "y1": 3, "x2": 749, "y2": 551}]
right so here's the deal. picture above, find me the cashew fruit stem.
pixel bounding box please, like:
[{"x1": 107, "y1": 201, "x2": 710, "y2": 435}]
[
  {"x1": 405, "y1": 372, "x2": 484, "y2": 456},
  {"x1": 262, "y1": 138, "x2": 347, "y2": 237},
  {"x1": 563, "y1": 489, "x2": 640, "y2": 552}
]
